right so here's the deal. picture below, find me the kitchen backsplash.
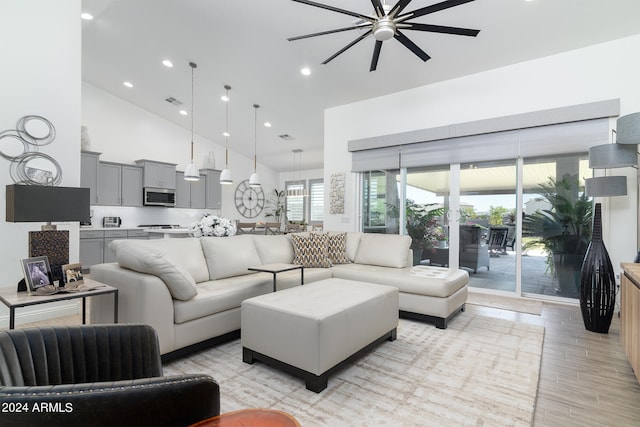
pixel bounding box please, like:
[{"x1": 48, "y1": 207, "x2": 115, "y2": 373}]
[{"x1": 90, "y1": 206, "x2": 221, "y2": 229}]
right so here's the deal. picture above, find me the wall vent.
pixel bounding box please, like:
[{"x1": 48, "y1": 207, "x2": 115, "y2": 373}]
[{"x1": 165, "y1": 97, "x2": 183, "y2": 106}]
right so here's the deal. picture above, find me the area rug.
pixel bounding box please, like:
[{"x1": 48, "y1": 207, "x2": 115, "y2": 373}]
[
  {"x1": 467, "y1": 291, "x2": 544, "y2": 315},
  {"x1": 164, "y1": 313, "x2": 544, "y2": 426}
]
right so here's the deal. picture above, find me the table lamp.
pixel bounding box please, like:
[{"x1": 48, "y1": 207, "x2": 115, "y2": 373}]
[{"x1": 6, "y1": 185, "x2": 90, "y2": 287}]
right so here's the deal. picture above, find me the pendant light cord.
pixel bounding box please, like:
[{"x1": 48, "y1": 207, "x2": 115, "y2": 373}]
[
  {"x1": 253, "y1": 104, "x2": 259, "y2": 171},
  {"x1": 189, "y1": 62, "x2": 197, "y2": 161},
  {"x1": 225, "y1": 86, "x2": 230, "y2": 167}
]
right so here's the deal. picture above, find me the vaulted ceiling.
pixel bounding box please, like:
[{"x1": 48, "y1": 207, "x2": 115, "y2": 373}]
[{"x1": 81, "y1": 0, "x2": 640, "y2": 172}]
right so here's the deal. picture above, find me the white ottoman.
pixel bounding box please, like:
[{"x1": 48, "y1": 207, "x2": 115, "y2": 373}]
[{"x1": 241, "y1": 278, "x2": 399, "y2": 392}]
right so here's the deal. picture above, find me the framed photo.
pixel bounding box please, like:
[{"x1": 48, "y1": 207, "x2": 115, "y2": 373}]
[
  {"x1": 62, "y1": 263, "x2": 84, "y2": 288},
  {"x1": 21, "y1": 256, "x2": 54, "y2": 293}
]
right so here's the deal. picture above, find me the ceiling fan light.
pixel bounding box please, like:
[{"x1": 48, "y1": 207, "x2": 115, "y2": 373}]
[
  {"x1": 249, "y1": 172, "x2": 261, "y2": 188},
  {"x1": 374, "y1": 18, "x2": 395, "y2": 41},
  {"x1": 184, "y1": 162, "x2": 200, "y2": 181},
  {"x1": 220, "y1": 168, "x2": 232, "y2": 185}
]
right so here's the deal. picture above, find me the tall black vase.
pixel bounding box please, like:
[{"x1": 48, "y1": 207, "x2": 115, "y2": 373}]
[{"x1": 579, "y1": 203, "x2": 616, "y2": 333}]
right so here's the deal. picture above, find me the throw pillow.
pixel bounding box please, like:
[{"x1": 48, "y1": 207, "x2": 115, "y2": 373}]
[
  {"x1": 327, "y1": 232, "x2": 350, "y2": 264},
  {"x1": 291, "y1": 233, "x2": 332, "y2": 268},
  {"x1": 354, "y1": 233, "x2": 412, "y2": 268},
  {"x1": 111, "y1": 240, "x2": 197, "y2": 301}
]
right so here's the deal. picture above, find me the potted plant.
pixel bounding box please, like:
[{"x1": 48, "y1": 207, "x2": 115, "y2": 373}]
[
  {"x1": 265, "y1": 189, "x2": 286, "y2": 224},
  {"x1": 522, "y1": 175, "x2": 592, "y2": 297},
  {"x1": 389, "y1": 200, "x2": 445, "y2": 265}
]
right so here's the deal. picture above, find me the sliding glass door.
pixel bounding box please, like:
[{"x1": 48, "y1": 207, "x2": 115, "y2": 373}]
[{"x1": 361, "y1": 153, "x2": 592, "y2": 301}]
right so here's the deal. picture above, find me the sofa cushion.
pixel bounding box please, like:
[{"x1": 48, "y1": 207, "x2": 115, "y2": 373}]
[
  {"x1": 345, "y1": 232, "x2": 362, "y2": 262},
  {"x1": 354, "y1": 233, "x2": 412, "y2": 268},
  {"x1": 122, "y1": 237, "x2": 210, "y2": 283},
  {"x1": 173, "y1": 274, "x2": 272, "y2": 324},
  {"x1": 291, "y1": 233, "x2": 332, "y2": 268},
  {"x1": 327, "y1": 232, "x2": 350, "y2": 264},
  {"x1": 110, "y1": 240, "x2": 197, "y2": 301},
  {"x1": 254, "y1": 235, "x2": 294, "y2": 264},
  {"x1": 200, "y1": 235, "x2": 262, "y2": 280}
]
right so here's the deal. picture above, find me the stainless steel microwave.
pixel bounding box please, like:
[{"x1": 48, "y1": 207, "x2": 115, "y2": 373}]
[{"x1": 143, "y1": 187, "x2": 176, "y2": 207}]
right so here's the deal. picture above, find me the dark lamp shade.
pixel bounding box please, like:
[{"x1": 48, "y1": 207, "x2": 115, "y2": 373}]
[
  {"x1": 6, "y1": 185, "x2": 90, "y2": 223},
  {"x1": 616, "y1": 112, "x2": 640, "y2": 145},
  {"x1": 584, "y1": 176, "x2": 627, "y2": 197},
  {"x1": 588, "y1": 143, "x2": 637, "y2": 168}
]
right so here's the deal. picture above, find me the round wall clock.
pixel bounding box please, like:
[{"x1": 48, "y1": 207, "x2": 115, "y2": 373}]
[{"x1": 234, "y1": 179, "x2": 265, "y2": 218}]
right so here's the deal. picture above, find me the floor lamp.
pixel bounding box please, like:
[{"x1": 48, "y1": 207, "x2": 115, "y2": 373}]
[{"x1": 6, "y1": 185, "x2": 90, "y2": 288}]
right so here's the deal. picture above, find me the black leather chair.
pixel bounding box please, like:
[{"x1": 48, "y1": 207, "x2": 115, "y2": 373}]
[{"x1": 0, "y1": 324, "x2": 220, "y2": 427}]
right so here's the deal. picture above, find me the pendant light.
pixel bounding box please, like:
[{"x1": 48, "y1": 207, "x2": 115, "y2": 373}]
[
  {"x1": 287, "y1": 148, "x2": 307, "y2": 197},
  {"x1": 287, "y1": 149, "x2": 299, "y2": 198},
  {"x1": 249, "y1": 104, "x2": 261, "y2": 187},
  {"x1": 299, "y1": 148, "x2": 308, "y2": 197},
  {"x1": 184, "y1": 61, "x2": 200, "y2": 181},
  {"x1": 219, "y1": 85, "x2": 232, "y2": 185}
]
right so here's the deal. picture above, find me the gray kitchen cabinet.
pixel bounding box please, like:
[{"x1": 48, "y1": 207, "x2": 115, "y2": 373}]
[
  {"x1": 176, "y1": 171, "x2": 206, "y2": 208},
  {"x1": 97, "y1": 162, "x2": 143, "y2": 207},
  {"x1": 98, "y1": 162, "x2": 122, "y2": 206},
  {"x1": 80, "y1": 229, "x2": 148, "y2": 272},
  {"x1": 135, "y1": 159, "x2": 177, "y2": 189},
  {"x1": 127, "y1": 229, "x2": 149, "y2": 239},
  {"x1": 204, "y1": 169, "x2": 222, "y2": 209},
  {"x1": 79, "y1": 230, "x2": 104, "y2": 273},
  {"x1": 103, "y1": 230, "x2": 128, "y2": 263},
  {"x1": 81, "y1": 151, "x2": 100, "y2": 204},
  {"x1": 121, "y1": 165, "x2": 143, "y2": 206}
]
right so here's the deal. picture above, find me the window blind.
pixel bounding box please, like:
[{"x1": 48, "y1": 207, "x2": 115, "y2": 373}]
[{"x1": 309, "y1": 179, "x2": 324, "y2": 222}]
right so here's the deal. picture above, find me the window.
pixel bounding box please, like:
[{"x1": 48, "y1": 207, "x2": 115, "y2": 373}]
[
  {"x1": 362, "y1": 170, "x2": 399, "y2": 234},
  {"x1": 309, "y1": 179, "x2": 324, "y2": 223},
  {"x1": 285, "y1": 180, "x2": 305, "y2": 222}
]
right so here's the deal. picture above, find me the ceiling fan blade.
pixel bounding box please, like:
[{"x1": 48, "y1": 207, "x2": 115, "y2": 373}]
[
  {"x1": 389, "y1": 0, "x2": 413, "y2": 18},
  {"x1": 370, "y1": 40, "x2": 383, "y2": 72},
  {"x1": 371, "y1": 0, "x2": 384, "y2": 17},
  {"x1": 405, "y1": 23, "x2": 480, "y2": 37},
  {"x1": 394, "y1": 30, "x2": 431, "y2": 62},
  {"x1": 288, "y1": 25, "x2": 367, "y2": 41},
  {"x1": 398, "y1": 0, "x2": 475, "y2": 22},
  {"x1": 292, "y1": 0, "x2": 375, "y2": 22},
  {"x1": 322, "y1": 30, "x2": 373, "y2": 65}
]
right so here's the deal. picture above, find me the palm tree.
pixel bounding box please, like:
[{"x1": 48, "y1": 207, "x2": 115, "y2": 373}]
[{"x1": 522, "y1": 175, "x2": 592, "y2": 296}]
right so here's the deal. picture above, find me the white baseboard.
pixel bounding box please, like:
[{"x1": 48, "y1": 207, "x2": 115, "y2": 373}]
[{"x1": 0, "y1": 300, "x2": 81, "y2": 328}]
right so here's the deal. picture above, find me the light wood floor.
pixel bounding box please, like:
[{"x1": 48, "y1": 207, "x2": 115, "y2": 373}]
[{"x1": 12, "y1": 302, "x2": 640, "y2": 426}]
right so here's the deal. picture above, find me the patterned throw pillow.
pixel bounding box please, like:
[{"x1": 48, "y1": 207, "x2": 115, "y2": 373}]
[
  {"x1": 291, "y1": 233, "x2": 332, "y2": 268},
  {"x1": 327, "y1": 233, "x2": 350, "y2": 264}
]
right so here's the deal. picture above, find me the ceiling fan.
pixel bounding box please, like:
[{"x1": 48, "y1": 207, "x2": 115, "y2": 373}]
[{"x1": 288, "y1": 0, "x2": 480, "y2": 72}]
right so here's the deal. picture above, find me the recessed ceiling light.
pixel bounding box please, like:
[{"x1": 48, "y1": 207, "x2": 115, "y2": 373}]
[
  {"x1": 123, "y1": 81, "x2": 133, "y2": 88},
  {"x1": 221, "y1": 94, "x2": 229, "y2": 102},
  {"x1": 223, "y1": 131, "x2": 230, "y2": 137},
  {"x1": 162, "y1": 59, "x2": 173, "y2": 68},
  {"x1": 80, "y1": 13, "x2": 94, "y2": 20},
  {"x1": 179, "y1": 110, "x2": 188, "y2": 116},
  {"x1": 300, "y1": 67, "x2": 311, "y2": 76},
  {"x1": 264, "y1": 122, "x2": 272, "y2": 128}
]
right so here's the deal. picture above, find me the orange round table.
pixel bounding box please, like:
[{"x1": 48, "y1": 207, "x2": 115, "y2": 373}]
[{"x1": 190, "y1": 408, "x2": 301, "y2": 427}]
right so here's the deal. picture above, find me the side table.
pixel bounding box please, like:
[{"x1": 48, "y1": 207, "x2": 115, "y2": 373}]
[
  {"x1": 0, "y1": 278, "x2": 118, "y2": 329},
  {"x1": 190, "y1": 408, "x2": 301, "y2": 427},
  {"x1": 247, "y1": 263, "x2": 304, "y2": 292}
]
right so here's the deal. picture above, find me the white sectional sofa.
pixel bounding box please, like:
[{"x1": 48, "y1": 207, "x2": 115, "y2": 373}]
[{"x1": 90, "y1": 232, "x2": 468, "y2": 359}]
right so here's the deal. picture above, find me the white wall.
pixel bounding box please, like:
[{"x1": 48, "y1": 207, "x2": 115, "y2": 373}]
[
  {"x1": 324, "y1": 34, "x2": 640, "y2": 276},
  {"x1": 82, "y1": 83, "x2": 280, "y2": 224},
  {"x1": 0, "y1": 1, "x2": 81, "y2": 297}
]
